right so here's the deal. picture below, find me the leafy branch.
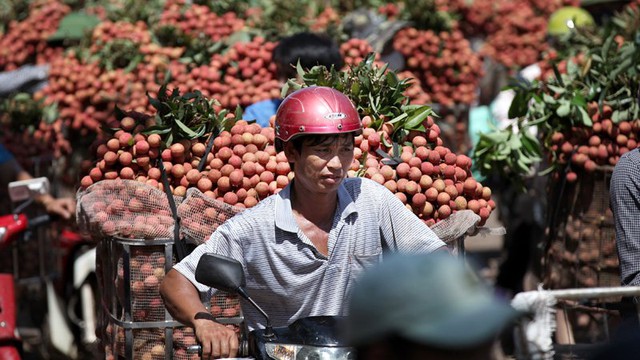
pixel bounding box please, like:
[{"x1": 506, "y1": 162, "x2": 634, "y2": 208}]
[
  {"x1": 143, "y1": 80, "x2": 236, "y2": 146},
  {"x1": 281, "y1": 52, "x2": 436, "y2": 162},
  {"x1": 282, "y1": 53, "x2": 414, "y2": 127},
  {"x1": 91, "y1": 39, "x2": 143, "y2": 72},
  {"x1": 473, "y1": 122, "x2": 543, "y2": 191},
  {"x1": 473, "y1": 7, "x2": 640, "y2": 190},
  {"x1": 0, "y1": 92, "x2": 58, "y2": 133}
]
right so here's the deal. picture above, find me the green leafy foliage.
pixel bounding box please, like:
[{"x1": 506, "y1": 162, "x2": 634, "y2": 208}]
[
  {"x1": 386, "y1": 104, "x2": 436, "y2": 147},
  {"x1": 91, "y1": 39, "x2": 143, "y2": 72},
  {"x1": 247, "y1": 0, "x2": 347, "y2": 40},
  {"x1": 397, "y1": 0, "x2": 455, "y2": 32},
  {"x1": 609, "y1": 5, "x2": 640, "y2": 42},
  {"x1": 180, "y1": 36, "x2": 225, "y2": 68},
  {"x1": 0, "y1": 0, "x2": 30, "y2": 32},
  {"x1": 473, "y1": 124, "x2": 543, "y2": 191},
  {"x1": 152, "y1": 24, "x2": 192, "y2": 49},
  {"x1": 248, "y1": 0, "x2": 316, "y2": 39},
  {"x1": 103, "y1": 0, "x2": 163, "y2": 24},
  {"x1": 283, "y1": 53, "x2": 412, "y2": 124},
  {"x1": 321, "y1": 0, "x2": 399, "y2": 13},
  {"x1": 282, "y1": 53, "x2": 435, "y2": 146},
  {"x1": 0, "y1": 92, "x2": 58, "y2": 133},
  {"x1": 192, "y1": 0, "x2": 256, "y2": 16},
  {"x1": 152, "y1": 25, "x2": 228, "y2": 69},
  {"x1": 143, "y1": 81, "x2": 235, "y2": 146}
]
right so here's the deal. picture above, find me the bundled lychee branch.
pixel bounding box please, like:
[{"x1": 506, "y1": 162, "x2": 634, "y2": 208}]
[
  {"x1": 473, "y1": 10, "x2": 640, "y2": 188},
  {"x1": 0, "y1": 0, "x2": 70, "y2": 71},
  {"x1": 0, "y1": 92, "x2": 71, "y2": 164},
  {"x1": 392, "y1": 26, "x2": 484, "y2": 106}
]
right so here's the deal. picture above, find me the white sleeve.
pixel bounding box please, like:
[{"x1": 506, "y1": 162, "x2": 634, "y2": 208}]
[
  {"x1": 491, "y1": 89, "x2": 516, "y2": 130},
  {"x1": 376, "y1": 184, "x2": 446, "y2": 253},
  {"x1": 491, "y1": 63, "x2": 541, "y2": 132}
]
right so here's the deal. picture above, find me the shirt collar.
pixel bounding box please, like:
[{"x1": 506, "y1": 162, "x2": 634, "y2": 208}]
[{"x1": 275, "y1": 181, "x2": 358, "y2": 233}]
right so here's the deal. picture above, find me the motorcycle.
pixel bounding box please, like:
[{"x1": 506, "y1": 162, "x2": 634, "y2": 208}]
[
  {"x1": 188, "y1": 253, "x2": 355, "y2": 360},
  {"x1": 0, "y1": 177, "x2": 98, "y2": 359}
]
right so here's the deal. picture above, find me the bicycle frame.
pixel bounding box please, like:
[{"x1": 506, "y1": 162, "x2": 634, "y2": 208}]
[{"x1": 512, "y1": 286, "x2": 640, "y2": 359}]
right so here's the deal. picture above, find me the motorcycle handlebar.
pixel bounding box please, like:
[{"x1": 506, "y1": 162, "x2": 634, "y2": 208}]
[
  {"x1": 186, "y1": 345, "x2": 202, "y2": 356},
  {"x1": 28, "y1": 214, "x2": 50, "y2": 230},
  {"x1": 186, "y1": 341, "x2": 249, "y2": 359}
]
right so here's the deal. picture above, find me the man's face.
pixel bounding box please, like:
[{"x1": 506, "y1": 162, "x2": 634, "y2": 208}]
[{"x1": 285, "y1": 134, "x2": 355, "y2": 195}]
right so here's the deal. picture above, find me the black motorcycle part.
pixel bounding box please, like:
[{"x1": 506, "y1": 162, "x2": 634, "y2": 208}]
[{"x1": 249, "y1": 316, "x2": 350, "y2": 359}]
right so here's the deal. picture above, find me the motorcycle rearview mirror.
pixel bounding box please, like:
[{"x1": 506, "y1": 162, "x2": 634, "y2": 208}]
[
  {"x1": 195, "y1": 254, "x2": 275, "y2": 338},
  {"x1": 9, "y1": 177, "x2": 51, "y2": 214},
  {"x1": 8, "y1": 177, "x2": 50, "y2": 202},
  {"x1": 195, "y1": 253, "x2": 246, "y2": 292}
]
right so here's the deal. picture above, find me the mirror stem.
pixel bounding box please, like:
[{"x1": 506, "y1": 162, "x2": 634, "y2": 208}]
[
  {"x1": 13, "y1": 197, "x2": 34, "y2": 215},
  {"x1": 237, "y1": 288, "x2": 275, "y2": 338}
]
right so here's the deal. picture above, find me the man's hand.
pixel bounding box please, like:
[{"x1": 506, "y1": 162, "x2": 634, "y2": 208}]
[
  {"x1": 193, "y1": 317, "x2": 239, "y2": 359},
  {"x1": 40, "y1": 195, "x2": 75, "y2": 219},
  {"x1": 160, "y1": 270, "x2": 240, "y2": 359}
]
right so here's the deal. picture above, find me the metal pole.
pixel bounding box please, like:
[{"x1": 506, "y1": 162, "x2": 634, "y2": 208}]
[{"x1": 543, "y1": 286, "x2": 640, "y2": 300}]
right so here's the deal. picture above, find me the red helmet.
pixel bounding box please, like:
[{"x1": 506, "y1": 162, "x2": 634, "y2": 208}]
[{"x1": 275, "y1": 86, "x2": 362, "y2": 142}]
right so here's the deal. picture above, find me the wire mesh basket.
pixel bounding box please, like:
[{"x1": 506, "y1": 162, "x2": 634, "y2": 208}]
[
  {"x1": 98, "y1": 236, "x2": 244, "y2": 360},
  {"x1": 103, "y1": 322, "x2": 243, "y2": 360}
]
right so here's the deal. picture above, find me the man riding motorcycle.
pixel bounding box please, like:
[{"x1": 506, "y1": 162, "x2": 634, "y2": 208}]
[{"x1": 159, "y1": 86, "x2": 446, "y2": 359}]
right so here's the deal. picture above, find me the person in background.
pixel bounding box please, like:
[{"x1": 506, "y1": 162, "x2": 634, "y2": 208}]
[
  {"x1": 611, "y1": 147, "x2": 640, "y2": 286},
  {"x1": 610, "y1": 134, "x2": 640, "y2": 332},
  {"x1": 347, "y1": 252, "x2": 522, "y2": 360},
  {"x1": 161, "y1": 86, "x2": 445, "y2": 359},
  {"x1": 242, "y1": 32, "x2": 344, "y2": 127},
  {"x1": 483, "y1": 6, "x2": 595, "y2": 297},
  {"x1": 0, "y1": 143, "x2": 75, "y2": 219},
  {"x1": 592, "y1": 143, "x2": 640, "y2": 360}
]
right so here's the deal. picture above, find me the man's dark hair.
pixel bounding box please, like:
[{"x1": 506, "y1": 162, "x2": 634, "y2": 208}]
[{"x1": 272, "y1": 32, "x2": 344, "y2": 80}]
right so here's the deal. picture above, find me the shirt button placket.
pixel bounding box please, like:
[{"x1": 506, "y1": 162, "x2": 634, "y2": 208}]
[{"x1": 329, "y1": 220, "x2": 347, "y2": 263}]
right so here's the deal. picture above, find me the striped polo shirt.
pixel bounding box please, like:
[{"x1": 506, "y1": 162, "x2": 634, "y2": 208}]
[{"x1": 174, "y1": 177, "x2": 445, "y2": 330}]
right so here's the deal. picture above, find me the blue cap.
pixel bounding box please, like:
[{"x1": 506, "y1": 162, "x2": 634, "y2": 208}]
[{"x1": 347, "y1": 253, "x2": 523, "y2": 348}]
